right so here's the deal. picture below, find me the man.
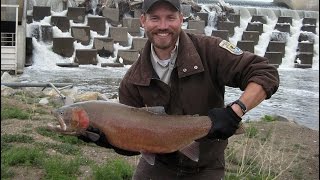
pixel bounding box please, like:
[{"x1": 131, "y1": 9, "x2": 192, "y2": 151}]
[
  {"x1": 83, "y1": 0, "x2": 279, "y2": 179},
  {"x1": 117, "y1": 0, "x2": 279, "y2": 179}
]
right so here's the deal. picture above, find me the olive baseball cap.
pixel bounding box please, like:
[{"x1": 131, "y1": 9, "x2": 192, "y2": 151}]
[{"x1": 142, "y1": 0, "x2": 181, "y2": 13}]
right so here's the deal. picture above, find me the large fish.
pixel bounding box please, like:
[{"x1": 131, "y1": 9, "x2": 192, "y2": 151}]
[{"x1": 47, "y1": 100, "x2": 244, "y2": 165}]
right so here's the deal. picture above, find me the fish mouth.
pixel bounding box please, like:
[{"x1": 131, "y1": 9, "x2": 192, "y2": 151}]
[
  {"x1": 48, "y1": 110, "x2": 67, "y2": 132},
  {"x1": 57, "y1": 114, "x2": 67, "y2": 131},
  {"x1": 46, "y1": 122, "x2": 78, "y2": 135}
]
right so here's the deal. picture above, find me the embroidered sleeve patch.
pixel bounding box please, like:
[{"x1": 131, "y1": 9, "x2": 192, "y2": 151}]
[{"x1": 219, "y1": 40, "x2": 243, "y2": 55}]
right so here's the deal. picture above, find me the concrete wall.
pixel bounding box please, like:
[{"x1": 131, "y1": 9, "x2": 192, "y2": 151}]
[
  {"x1": 26, "y1": 0, "x2": 78, "y2": 11},
  {"x1": 274, "y1": 0, "x2": 319, "y2": 11},
  {"x1": 1, "y1": 0, "x2": 24, "y2": 21},
  {"x1": 17, "y1": 24, "x2": 26, "y2": 73}
]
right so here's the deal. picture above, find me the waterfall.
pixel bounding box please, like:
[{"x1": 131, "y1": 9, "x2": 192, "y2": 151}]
[
  {"x1": 27, "y1": 0, "x2": 98, "y2": 12},
  {"x1": 280, "y1": 9, "x2": 301, "y2": 20},
  {"x1": 254, "y1": 17, "x2": 277, "y2": 57},
  {"x1": 256, "y1": 7, "x2": 278, "y2": 21},
  {"x1": 233, "y1": 6, "x2": 252, "y2": 20},
  {"x1": 207, "y1": 11, "x2": 218, "y2": 27},
  {"x1": 229, "y1": 6, "x2": 251, "y2": 45},
  {"x1": 280, "y1": 19, "x2": 303, "y2": 68},
  {"x1": 25, "y1": 1, "x2": 319, "y2": 69}
]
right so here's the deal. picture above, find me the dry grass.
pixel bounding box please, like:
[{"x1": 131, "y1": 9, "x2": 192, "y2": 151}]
[
  {"x1": 1, "y1": 88, "x2": 319, "y2": 179},
  {"x1": 226, "y1": 121, "x2": 318, "y2": 179}
]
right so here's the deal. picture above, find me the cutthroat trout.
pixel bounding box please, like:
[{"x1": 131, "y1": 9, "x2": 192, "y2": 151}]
[{"x1": 48, "y1": 100, "x2": 244, "y2": 165}]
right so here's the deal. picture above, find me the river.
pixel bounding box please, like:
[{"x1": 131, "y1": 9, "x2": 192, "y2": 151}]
[
  {"x1": 17, "y1": 61, "x2": 319, "y2": 130},
  {"x1": 18, "y1": 1, "x2": 319, "y2": 130}
]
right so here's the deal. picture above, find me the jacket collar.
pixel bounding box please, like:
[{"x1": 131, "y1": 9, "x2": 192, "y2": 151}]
[{"x1": 127, "y1": 31, "x2": 204, "y2": 86}]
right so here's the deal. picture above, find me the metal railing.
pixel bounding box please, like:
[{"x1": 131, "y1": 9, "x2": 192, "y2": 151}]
[{"x1": 1, "y1": 33, "x2": 16, "y2": 46}]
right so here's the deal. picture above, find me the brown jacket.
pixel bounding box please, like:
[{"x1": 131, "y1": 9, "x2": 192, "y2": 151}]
[{"x1": 119, "y1": 31, "x2": 279, "y2": 171}]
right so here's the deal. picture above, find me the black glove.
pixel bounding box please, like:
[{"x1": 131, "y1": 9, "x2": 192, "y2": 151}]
[
  {"x1": 78, "y1": 126, "x2": 140, "y2": 156},
  {"x1": 207, "y1": 106, "x2": 242, "y2": 140}
]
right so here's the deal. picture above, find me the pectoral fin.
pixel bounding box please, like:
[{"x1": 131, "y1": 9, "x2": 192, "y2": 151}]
[
  {"x1": 179, "y1": 141, "x2": 200, "y2": 162},
  {"x1": 141, "y1": 152, "x2": 156, "y2": 165},
  {"x1": 83, "y1": 131, "x2": 100, "y2": 142}
]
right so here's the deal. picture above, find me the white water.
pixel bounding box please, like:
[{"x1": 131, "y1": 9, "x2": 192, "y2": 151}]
[
  {"x1": 19, "y1": 3, "x2": 319, "y2": 130},
  {"x1": 202, "y1": 4, "x2": 319, "y2": 69}
]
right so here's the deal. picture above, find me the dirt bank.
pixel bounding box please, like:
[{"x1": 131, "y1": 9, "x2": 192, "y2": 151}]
[{"x1": 1, "y1": 88, "x2": 319, "y2": 179}]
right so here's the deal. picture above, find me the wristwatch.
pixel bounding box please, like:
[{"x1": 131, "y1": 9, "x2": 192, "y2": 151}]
[{"x1": 228, "y1": 99, "x2": 247, "y2": 115}]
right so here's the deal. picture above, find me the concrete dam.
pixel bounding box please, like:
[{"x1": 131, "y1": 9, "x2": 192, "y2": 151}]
[{"x1": 1, "y1": 0, "x2": 319, "y2": 74}]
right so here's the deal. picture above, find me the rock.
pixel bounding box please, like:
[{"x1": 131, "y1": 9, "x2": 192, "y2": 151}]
[
  {"x1": 42, "y1": 87, "x2": 77, "y2": 99},
  {"x1": 75, "y1": 91, "x2": 103, "y2": 102},
  {"x1": 1, "y1": 85, "x2": 16, "y2": 96},
  {"x1": 74, "y1": 91, "x2": 110, "y2": 102},
  {"x1": 97, "y1": 93, "x2": 109, "y2": 101},
  {"x1": 61, "y1": 88, "x2": 78, "y2": 98},
  {"x1": 273, "y1": 115, "x2": 290, "y2": 122},
  {"x1": 109, "y1": 93, "x2": 118, "y2": 99},
  {"x1": 39, "y1": 98, "x2": 49, "y2": 105},
  {"x1": 1, "y1": 72, "x2": 17, "y2": 82},
  {"x1": 182, "y1": 0, "x2": 202, "y2": 12},
  {"x1": 273, "y1": 115, "x2": 298, "y2": 124},
  {"x1": 42, "y1": 89, "x2": 61, "y2": 98}
]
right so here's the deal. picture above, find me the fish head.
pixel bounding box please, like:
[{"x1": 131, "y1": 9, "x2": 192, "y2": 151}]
[{"x1": 48, "y1": 106, "x2": 90, "y2": 135}]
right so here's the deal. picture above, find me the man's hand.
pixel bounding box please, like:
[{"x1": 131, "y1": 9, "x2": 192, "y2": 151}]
[
  {"x1": 207, "y1": 106, "x2": 242, "y2": 140},
  {"x1": 78, "y1": 126, "x2": 140, "y2": 156}
]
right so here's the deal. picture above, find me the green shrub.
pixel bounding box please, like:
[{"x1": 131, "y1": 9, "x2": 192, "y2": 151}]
[
  {"x1": 1, "y1": 163, "x2": 14, "y2": 179},
  {"x1": 1, "y1": 134, "x2": 34, "y2": 143},
  {"x1": 1, "y1": 146, "x2": 44, "y2": 166},
  {"x1": 35, "y1": 142, "x2": 81, "y2": 155},
  {"x1": 43, "y1": 156, "x2": 80, "y2": 180},
  {"x1": 1, "y1": 107, "x2": 30, "y2": 120},
  {"x1": 261, "y1": 115, "x2": 276, "y2": 122},
  {"x1": 260, "y1": 129, "x2": 273, "y2": 142},
  {"x1": 245, "y1": 126, "x2": 258, "y2": 138},
  {"x1": 93, "y1": 158, "x2": 134, "y2": 180},
  {"x1": 1, "y1": 141, "x2": 13, "y2": 152},
  {"x1": 35, "y1": 127, "x2": 83, "y2": 144}
]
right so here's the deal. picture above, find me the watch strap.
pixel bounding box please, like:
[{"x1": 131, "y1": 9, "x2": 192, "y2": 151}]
[{"x1": 228, "y1": 99, "x2": 247, "y2": 115}]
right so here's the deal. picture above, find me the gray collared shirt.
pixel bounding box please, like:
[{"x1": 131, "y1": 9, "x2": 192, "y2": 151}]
[{"x1": 150, "y1": 38, "x2": 179, "y2": 85}]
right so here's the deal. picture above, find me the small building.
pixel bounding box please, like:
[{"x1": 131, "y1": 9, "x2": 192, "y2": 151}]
[{"x1": 1, "y1": 0, "x2": 25, "y2": 74}]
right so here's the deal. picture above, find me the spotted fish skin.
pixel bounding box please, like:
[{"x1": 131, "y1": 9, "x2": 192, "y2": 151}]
[
  {"x1": 49, "y1": 100, "x2": 244, "y2": 165},
  {"x1": 50, "y1": 100, "x2": 213, "y2": 153}
]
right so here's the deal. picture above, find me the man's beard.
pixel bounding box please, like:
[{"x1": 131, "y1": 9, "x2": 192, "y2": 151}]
[{"x1": 146, "y1": 30, "x2": 180, "y2": 50}]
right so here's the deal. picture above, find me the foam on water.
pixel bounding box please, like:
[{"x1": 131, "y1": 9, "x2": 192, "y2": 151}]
[
  {"x1": 25, "y1": 3, "x2": 319, "y2": 71},
  {"x1": 24, "y1": 3, "x2": 319, "y2": 79},
  {"x1": 229, "y1": 14, "x2": 252, "y2": 45},
  {"x1": 279, "y1": 19, "x2": 303, "y2": 69},
  {"x1": 254, "y1": 17, "x2": 276, "y2": 56},
  {"x1": 20, "y1": 2, "x2": 319, "y2": 129},
  {"x1": 256, "y1": 8, "x2": 278, "y2": 20}
]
